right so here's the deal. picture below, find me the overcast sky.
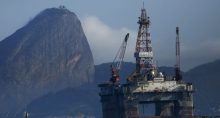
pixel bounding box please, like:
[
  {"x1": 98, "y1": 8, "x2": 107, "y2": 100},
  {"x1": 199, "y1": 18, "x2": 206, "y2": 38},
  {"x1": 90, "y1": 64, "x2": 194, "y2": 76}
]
[{"x1": 0, "y1": 0, "x2": 220, "y2": 71}]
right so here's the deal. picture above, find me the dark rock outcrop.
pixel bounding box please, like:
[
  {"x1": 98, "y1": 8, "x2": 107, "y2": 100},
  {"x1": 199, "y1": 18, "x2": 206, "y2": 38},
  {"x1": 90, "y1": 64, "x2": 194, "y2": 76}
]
[{"x1": 0, "y1": 7, "x2": 94, "y2": 116}]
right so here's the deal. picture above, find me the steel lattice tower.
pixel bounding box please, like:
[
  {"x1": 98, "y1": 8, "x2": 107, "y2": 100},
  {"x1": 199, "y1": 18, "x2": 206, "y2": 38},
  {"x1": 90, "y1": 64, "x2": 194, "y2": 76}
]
[{"x1": 134, "y1": 7, "x2": 154, "y2": 75}]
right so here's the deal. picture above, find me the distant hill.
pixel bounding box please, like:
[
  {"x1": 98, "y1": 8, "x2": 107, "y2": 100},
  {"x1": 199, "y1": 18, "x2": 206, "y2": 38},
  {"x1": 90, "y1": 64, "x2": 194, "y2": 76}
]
[
  {"x1": 25, "y1": 83, "x2": 100, "y2": 118},
  {"x1": 0, "y1": 7, "x2": 94, "y2": 117},
  {"x1": 94, "y1": 62, "x2": 135, "y2": 84},
  {"x1": 184, "y1": 59, "x2": 220, "y2": 115},
  {"x1": 94, "y1": 62, "x2": 175, "y2": 84}
]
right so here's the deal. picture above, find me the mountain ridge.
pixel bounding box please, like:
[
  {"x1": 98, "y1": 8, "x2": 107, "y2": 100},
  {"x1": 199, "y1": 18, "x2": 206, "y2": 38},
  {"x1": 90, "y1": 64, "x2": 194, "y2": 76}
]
[
  {"x1": 184, "y1": 59, "x2": 220, "y2": 115},
  {"x1": 0, "y1": 7, "x2": 94, "y2": 117}
]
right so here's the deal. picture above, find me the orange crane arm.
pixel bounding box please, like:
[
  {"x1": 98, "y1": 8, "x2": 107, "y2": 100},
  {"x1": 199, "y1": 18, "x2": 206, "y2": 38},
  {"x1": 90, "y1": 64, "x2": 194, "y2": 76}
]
[{"x1": 110, "y1": 33, "x2": 129, "y2": 83}]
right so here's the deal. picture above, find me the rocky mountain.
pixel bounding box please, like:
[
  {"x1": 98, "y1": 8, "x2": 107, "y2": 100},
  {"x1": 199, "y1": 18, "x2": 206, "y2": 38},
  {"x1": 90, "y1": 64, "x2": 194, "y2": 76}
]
[{"x1": 0, "y1": 7, "x2": 94, "y2": 117}]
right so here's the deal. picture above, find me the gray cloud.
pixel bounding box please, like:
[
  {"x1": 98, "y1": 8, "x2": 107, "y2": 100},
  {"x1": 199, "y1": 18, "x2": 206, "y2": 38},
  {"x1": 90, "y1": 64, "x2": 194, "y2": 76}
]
[
  {"x1": 82, "y1": 15, "x2": 220, "y2": 71},
  {"x1": 82, "y1": 16, "x2": 137, "y2": 64}
]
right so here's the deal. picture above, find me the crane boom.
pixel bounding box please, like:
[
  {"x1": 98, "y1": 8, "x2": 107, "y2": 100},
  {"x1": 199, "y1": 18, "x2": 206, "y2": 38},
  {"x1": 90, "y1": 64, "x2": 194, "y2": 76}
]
[{"x1": 110, "y1": 33, "x2": 129, "y2": 83}]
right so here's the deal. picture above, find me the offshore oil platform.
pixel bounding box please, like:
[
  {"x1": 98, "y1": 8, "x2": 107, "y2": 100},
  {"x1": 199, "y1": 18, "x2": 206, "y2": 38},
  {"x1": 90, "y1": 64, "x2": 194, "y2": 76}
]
[{"x1": 98, "y1": 7, "x2": 216, "y2": 118}]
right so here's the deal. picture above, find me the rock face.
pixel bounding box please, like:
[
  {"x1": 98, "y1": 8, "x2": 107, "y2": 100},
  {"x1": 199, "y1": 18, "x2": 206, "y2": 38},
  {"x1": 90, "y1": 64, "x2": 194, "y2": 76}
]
[{"x1": 0, "y1": 7, "x2": 94, "y2": 115}]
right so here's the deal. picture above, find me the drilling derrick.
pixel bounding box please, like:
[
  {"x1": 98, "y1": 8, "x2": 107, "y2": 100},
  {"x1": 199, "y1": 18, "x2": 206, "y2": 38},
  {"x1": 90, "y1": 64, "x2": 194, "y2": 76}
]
[{"x1": 135, "y1": 8, "x2": 154, "y2": 76}]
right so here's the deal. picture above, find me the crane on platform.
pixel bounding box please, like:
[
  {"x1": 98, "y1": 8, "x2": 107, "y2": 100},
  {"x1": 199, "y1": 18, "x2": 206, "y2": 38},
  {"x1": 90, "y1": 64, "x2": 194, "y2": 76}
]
[{"x1": 110, "y1": 33, "x2": 129, "y2": 84}]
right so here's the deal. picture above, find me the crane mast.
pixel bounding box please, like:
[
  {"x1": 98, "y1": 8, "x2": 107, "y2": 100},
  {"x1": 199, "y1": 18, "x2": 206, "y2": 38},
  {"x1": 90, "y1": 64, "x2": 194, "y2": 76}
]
[
  {"x1": 175, "y1": 27, "x2": 182, "y2": 81},
  {"x1": 110, "y1": 33, "x2": 129, "y2": 84},
  {"x1": 134, "y1": 7, "x2": 155, "y2": 77}
]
